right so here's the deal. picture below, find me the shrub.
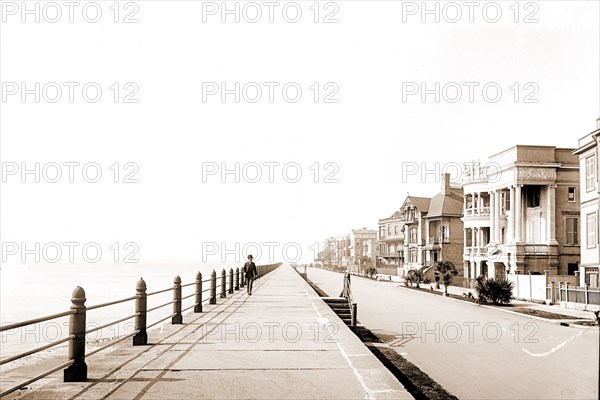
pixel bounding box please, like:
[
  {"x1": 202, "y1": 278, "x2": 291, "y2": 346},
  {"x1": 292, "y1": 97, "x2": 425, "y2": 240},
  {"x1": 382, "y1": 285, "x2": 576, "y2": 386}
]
[
  {"x1": 475, "y1": 276, "x2": 514, "y2": 305},
  {"x1": 366, "y1": 266, "x2": 377, "y2": 278},
  {"x1": 407, "y1": 269, "x2": 424, "y2": 288}
]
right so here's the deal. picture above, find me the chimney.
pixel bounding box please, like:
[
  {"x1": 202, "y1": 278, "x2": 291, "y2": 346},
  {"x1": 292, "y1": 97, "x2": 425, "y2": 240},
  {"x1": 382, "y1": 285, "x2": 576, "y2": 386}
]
[{"x1": 441, "y1": 173, "x2": 451, "y2": 195}]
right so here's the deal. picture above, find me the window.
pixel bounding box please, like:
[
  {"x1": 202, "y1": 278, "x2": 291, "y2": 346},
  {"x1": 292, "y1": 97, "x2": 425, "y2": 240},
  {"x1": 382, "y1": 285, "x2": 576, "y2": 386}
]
[
  {"x1": 526, "y1": 186, "x2": 540, "y2": 208},
  {"x1": 410, "y1": 228, "x2": 418, "y2": 244},
  {"x1": 410, "y1": 248, "x2": 418, "y2": 263},
  {"x1": 585, "y1": 267, "x2": 599, "y2": 287},
  {"x1": 586, "y1": 156, "x2": 596, "y2": 192},
  {"x1": 567, "y1": 263, "x2": 579, "y2": 276},
  {"x1": 501, "y1": 191, "x2": 510, "y2": 212},
  {"x1": 568, "y1": 187, "x2": 576, "y2": 202},
  {"x1": 587, "y1": 212, "x2": 597, "y2": 248},
  {"x1": 565, "y1": 218, "x2": 579, "y2": 245},
  {"x1": 442, "y1": 225, "x2": 449, "y2": 243},
  {"x1": 394, "y1": 225, "x2": 398, "y2": 235}
]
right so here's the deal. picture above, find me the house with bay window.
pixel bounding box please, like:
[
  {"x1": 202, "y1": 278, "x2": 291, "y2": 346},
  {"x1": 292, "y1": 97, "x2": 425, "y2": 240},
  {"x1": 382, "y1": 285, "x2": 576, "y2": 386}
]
[{"x1": 574, "y1": 118, "x2": 600, "y2": 287}]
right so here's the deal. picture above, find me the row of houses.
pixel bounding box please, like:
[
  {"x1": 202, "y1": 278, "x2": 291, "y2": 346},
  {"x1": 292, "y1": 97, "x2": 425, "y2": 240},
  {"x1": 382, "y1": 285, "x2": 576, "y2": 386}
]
[{"x1": 316, "y1": 119, "x2": 600, "y2": 289}]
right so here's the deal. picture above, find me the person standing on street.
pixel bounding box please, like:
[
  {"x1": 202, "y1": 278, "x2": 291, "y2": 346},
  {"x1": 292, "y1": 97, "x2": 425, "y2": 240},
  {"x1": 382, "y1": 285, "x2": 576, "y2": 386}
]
[{"x1": 243, "y1": 255, "x2": 257, "y2": 295}]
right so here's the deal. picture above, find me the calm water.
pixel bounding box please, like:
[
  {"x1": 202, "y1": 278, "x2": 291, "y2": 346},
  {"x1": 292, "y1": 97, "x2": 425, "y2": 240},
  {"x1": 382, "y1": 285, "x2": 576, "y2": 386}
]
[{"x1": 1, "y1": 262, "x2": 239, "y2": 359}]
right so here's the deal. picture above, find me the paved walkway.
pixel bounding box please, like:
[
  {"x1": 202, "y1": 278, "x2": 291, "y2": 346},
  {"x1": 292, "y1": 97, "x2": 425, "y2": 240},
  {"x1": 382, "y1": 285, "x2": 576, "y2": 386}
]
[{"x1": 9, "y1": 265, "x2": 412, "y2": 400}]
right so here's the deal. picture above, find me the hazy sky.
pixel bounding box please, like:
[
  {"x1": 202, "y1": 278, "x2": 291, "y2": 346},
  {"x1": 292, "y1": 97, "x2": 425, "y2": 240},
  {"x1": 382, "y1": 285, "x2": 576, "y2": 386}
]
[{"x1": 1, "y1": 0, "x2": 599, "y2": 266}]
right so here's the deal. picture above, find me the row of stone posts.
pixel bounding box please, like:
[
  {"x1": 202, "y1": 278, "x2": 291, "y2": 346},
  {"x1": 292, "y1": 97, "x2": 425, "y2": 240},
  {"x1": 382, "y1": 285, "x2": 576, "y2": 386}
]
[{"x1": 64, "y1": 267, "x2": 249, "y2": 382}]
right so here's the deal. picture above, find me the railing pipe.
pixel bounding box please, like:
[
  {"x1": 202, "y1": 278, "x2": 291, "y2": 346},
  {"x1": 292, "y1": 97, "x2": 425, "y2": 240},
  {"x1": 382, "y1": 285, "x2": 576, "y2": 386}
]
[{"x1": 0, "y1": 310, "x2": 74, "y2": 332}]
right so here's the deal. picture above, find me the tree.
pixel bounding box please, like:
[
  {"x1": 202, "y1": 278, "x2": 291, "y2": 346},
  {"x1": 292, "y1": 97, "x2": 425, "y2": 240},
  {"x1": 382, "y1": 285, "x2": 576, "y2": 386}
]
[
  {"x1": 407, "y1": 269, "x2": 424, "y2": 288},
  {"x1": 435, "y1": 261, "x2": 458, "y2": 296}
]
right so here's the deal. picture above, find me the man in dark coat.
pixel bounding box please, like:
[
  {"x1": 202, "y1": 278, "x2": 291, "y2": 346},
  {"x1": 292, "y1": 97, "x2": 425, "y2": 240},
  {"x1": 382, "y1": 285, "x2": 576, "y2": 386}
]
[{"x1": 243, "y1": 255, "x2": 257, "y2": 295}]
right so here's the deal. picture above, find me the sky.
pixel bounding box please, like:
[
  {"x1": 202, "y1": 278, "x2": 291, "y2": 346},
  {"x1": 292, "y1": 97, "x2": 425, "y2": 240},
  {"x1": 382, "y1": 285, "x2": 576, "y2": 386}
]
[{"x1": 1, "y1": 0, "x2": 599, "y2": 266}]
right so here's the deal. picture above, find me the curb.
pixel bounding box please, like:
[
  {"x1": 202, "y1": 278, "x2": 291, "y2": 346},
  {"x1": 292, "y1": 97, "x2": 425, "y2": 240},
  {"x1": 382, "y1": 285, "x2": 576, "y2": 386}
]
[
  {"x1": 396, "y1": 282, "x2": 598, "y2": 329},
  {"x1": 310, "y1": 268, "x2": 599, "y2": 329}
]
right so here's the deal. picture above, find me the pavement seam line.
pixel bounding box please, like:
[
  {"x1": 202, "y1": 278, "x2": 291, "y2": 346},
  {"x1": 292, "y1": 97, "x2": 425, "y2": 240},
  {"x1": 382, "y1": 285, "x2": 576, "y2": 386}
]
[{"x1": 298, "y1": 274, "x2": 377, "y2": 400}]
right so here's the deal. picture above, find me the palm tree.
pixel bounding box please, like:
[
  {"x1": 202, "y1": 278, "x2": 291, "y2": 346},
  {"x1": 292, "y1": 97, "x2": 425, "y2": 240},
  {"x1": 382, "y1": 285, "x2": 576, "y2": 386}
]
[
  {"x1": 435, "y1": 260, "x2": 458, "y2": 296},
  {"x1": 407, "y1": 269, "x2": 424, "y2": 288}
]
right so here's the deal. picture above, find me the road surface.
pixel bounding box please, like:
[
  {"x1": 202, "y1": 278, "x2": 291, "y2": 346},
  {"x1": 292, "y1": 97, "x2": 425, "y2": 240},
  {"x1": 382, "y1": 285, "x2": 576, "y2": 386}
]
[{"x1": 307, "y1": 267, "x2": 599, "y2": 400}]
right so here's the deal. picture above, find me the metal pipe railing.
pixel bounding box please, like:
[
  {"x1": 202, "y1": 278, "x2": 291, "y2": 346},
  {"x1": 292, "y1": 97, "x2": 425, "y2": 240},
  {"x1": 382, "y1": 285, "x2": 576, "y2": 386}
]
[
  {"x1": 0, "y1": 310, "x2": 75, "y2": 332},
  {"x1": 1, "y1": 359, "x2": 75, "y2": 397},
  {"x1": 87, "y1": 295, "x2": 139, "y2": 311},
  {"x1": 1, "y1": 262, "x2": 282, "y2": 395},
  {"x1": 0, "y1": 336, "x2": 73, "y2": 366}
]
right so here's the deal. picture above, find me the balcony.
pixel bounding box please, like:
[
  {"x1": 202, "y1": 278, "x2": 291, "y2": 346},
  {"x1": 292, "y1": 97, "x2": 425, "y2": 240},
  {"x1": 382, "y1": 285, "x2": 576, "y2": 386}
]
[
  {"x1": 464, "y1": 246, "x2": 491, "y2": 257},
  {"x1": 428, "y1": 236, "x2": 450, "y2": 244},
  {"x1": 379, "y1": 252, "x2": 402, "y2": 258},
  {"x1": 524, "y1": 244, "x2": 549, "y2": 255},
  {"x1": 464, "y1": 207, "x2": 491, "y2": 217}
]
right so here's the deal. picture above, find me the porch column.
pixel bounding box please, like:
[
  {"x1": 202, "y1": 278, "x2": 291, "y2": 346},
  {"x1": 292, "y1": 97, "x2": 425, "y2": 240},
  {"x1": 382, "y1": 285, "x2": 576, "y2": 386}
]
[
  {"x1": 515, "y1": 185, "x2": 522, "y2": 242},
  {"x1": 509, "y1": 185, "x2": 515, "y2": 243},
  {"x1": 494, "y1": 190, "x2": 501, "y2": 244},
  {"x1": 490, "y1": 191, "x2": 496, "y2": 243},
  {"x1": 547, "y1": 185, "x2": 557, "y2": 244}
]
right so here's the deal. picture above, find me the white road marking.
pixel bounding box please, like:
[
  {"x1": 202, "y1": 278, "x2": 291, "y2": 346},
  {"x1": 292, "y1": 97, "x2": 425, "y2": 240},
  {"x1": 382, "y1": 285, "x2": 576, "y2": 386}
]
[{"x1": 521, "y1": 330, "x2": 585, "y2": 357}]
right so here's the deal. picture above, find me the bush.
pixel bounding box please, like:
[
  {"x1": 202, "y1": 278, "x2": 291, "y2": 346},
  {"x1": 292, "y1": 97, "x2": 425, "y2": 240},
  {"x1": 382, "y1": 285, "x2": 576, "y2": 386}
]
[
  {"x1": 407, "y1": 269, "x2": 424, "y2": 288},
  {"x1": 366, "y1": 266, "x2": 377, "y2": 278},
  {"x1": 475, "y1": 276, "x2": 514, "y2": 305}
]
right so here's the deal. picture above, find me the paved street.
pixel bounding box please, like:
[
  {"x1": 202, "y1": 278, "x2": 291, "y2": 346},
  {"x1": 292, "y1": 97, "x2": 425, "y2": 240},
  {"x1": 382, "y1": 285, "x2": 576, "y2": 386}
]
[{"x1": 307, "y1": 267, "x2": 599, "y2": 400}]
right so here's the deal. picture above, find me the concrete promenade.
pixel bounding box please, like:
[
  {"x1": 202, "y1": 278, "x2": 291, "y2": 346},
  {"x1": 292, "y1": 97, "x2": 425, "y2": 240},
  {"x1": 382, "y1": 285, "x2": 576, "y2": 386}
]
[{"x1": 9, "y1": 265, "x2": 412, "y2": 400}]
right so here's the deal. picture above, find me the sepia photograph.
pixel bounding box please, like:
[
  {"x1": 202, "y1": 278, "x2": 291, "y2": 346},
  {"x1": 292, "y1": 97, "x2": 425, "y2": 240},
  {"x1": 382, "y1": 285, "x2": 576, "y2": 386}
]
[{"x1": 1, "y1": 1, "x2": 599, "y2": 399}]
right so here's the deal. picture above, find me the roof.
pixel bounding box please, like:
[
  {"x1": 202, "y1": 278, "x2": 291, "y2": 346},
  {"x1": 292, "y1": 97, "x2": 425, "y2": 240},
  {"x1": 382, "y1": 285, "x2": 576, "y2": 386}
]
[
  {"x1": 426, "y1": 188, "x2": 464, "y2": 218},
  {"x1": 404, "y1": 196, "x2": 431, "y2": 212}
]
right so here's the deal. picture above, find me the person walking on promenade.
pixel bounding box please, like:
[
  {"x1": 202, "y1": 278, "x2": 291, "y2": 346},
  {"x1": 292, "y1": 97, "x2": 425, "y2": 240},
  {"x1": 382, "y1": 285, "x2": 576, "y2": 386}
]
[{"x1": 244, "y1": 255, "x2": 257, "y2": 295}]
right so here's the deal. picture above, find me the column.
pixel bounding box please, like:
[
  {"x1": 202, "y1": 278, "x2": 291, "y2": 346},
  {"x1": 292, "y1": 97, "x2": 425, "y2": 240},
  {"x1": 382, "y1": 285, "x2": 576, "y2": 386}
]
[
  {"x1": 495, "y1": 190, "x2": 501, "y2": 243},
  {"x1": 509, "y1": 186, "x2": 515, "y2": 243},
  {"x1": 471, "y1": 227, "x2": 475, "y2": 250},
  {"x1": 547, "y1": 185, "x2": 557, "y2": 244},
  {"x1": 464, "y1": 194, "x2": 468, "y2": 215},
  {"x1": 515, "y1": 185, "x2": 522, "y2": 242},
  {"x1": 490, "y1": 191, "x2": 496, "y2": 243},
  {"x1": 476, "y1": 192, "x2": 481, "y2": 215}
]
